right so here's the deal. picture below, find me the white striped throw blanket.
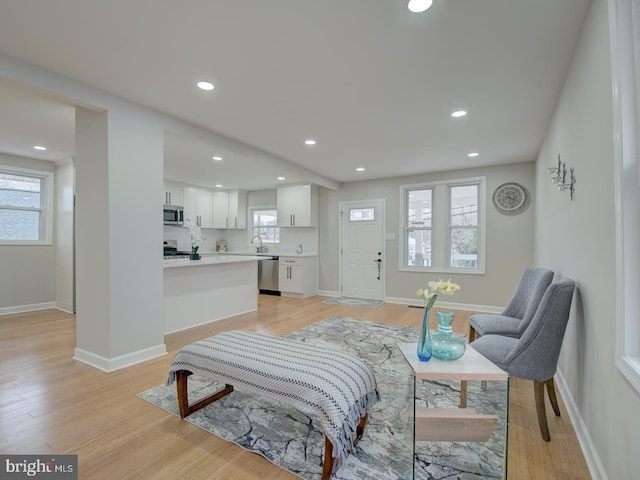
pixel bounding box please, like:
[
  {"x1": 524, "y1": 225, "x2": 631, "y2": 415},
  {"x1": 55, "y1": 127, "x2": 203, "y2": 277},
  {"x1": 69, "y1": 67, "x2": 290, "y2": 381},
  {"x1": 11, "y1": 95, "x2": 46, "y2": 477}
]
[{"x1": 167, "y1": 330, "x2": 379, "y2": 473}]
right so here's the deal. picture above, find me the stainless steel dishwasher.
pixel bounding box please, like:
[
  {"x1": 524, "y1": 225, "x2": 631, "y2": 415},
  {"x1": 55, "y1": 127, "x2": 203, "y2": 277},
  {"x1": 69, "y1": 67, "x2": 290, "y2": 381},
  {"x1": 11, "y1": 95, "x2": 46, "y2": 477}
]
[{"x1": 258, "y1": 256, "x2": 280, "y2": 295}]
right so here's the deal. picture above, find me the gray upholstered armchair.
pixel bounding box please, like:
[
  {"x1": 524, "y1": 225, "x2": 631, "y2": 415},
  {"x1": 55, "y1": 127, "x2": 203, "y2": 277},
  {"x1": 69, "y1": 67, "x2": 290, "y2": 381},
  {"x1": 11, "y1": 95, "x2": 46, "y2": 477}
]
[
  {"x1": 470, "y1": 278, "x2": 576, "y2": 441},
  {"x1": 468, "y1": 267, "x2": 554, "y2": 341}
]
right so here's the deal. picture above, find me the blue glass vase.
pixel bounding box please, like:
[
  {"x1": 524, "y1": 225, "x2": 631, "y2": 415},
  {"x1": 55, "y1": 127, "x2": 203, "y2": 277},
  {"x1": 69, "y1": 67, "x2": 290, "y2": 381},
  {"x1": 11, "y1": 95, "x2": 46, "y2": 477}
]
[
  {"x1": 431, "y1": 311, "x2": 466, "y2": 361},
  {"x1": 416, "y1": 308, "x2": 433, "y2": 362}
]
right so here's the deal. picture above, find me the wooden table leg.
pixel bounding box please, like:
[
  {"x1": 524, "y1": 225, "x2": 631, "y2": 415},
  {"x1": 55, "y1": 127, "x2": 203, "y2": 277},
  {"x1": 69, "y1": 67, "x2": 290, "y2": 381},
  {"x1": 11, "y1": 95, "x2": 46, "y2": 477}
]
[
  {"x1": 321, "y1": 413, "x2": 369, "y2": 479},
  {"x1": 460, "y1": 380, "x2": 467, "y2": 408},
  {"x1": 175, "y1": 370, "x2": 234, "y2": 419}
]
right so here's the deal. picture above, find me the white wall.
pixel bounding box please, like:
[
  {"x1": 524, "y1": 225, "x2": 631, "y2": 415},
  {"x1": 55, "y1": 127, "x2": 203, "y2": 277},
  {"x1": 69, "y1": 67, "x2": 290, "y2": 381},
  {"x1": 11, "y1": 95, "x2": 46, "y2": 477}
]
[
  {"x1": 0, "y1": 152, "x2": 56, "y2": 313},
  {"x1": 535, "y1": 0, "x2": 640, "y2": 477},
  {"x1": 318, "y1": 161, "x2": 536, "y2": 309},
  {"x1": 55, "y1": 159, "x2": 74, "y2": 313}
]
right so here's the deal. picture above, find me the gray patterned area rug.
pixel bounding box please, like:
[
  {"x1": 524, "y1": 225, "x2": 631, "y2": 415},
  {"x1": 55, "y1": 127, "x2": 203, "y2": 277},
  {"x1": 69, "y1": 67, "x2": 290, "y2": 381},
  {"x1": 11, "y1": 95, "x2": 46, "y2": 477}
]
[
  {"x1": 138, "y1": 317, "x2": 506, "y2": 479},
  {"x1": 323, "y1": 297, "x2": 383, "y2": 308}
]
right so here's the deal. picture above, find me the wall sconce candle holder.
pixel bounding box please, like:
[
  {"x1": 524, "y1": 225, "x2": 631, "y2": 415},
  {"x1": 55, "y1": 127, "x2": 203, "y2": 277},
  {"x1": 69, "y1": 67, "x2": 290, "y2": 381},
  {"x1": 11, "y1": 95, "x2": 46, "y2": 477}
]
[{"x1": 548, "y1": 154, "x2": 576, "y2": 200}]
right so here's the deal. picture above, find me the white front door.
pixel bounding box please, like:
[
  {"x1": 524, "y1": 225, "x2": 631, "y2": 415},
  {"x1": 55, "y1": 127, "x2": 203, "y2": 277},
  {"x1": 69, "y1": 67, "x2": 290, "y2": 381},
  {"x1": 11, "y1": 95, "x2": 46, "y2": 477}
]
[{"x1": 339, "y1": 200, "x2": 385, "y2": 301}]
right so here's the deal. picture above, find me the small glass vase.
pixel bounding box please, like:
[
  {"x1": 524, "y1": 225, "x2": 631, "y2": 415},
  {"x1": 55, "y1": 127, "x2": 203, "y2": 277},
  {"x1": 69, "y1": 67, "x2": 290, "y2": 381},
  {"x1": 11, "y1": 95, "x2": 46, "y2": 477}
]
[
  {"x1": 431, "y1": 311, "x2": 466, "y2": 361},
  {"x1": 416, "y1": 308, "x2": 433, "y2": 362}
]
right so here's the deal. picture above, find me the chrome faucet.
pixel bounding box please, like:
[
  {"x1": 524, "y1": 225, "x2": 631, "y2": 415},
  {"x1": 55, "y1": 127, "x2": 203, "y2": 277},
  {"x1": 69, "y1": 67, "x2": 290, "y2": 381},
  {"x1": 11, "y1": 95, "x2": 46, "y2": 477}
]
[{"x1": 251, "y1": 235, "x2": 264, "y2": 253}]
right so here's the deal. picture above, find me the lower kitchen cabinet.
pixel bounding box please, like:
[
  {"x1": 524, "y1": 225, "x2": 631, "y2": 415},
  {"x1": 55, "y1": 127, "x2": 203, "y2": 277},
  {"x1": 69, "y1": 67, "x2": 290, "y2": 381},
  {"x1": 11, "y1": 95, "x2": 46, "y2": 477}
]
[{"x1": 279, "y1": 256, "x2": 317, "y2": 299}]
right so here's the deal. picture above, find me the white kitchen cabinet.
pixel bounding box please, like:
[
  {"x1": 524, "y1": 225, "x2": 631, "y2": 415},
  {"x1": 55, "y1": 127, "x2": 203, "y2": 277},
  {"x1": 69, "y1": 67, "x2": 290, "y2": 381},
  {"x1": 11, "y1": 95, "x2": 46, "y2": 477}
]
[
  {"x1": 212, "y1": 191, "x2": 229, "y2": 229},
  {"x1": 213, "y1": 189, "x2": 247, "y2": 229},
  {"x1": 277, "y1": 184, "x2": 318, "y2": 227},
  {"x1": 279, "y1": 256, "x2": 317, "y2": 298},
  {"x1": 183, "y1": 187, "x2": 214, "y2": 228},
  {"x1": 163, "y1": 181, "x2": 183, "y2": 206},
  {"x1": 228, "y1": 190, "x2": 247, "y2": 229}
]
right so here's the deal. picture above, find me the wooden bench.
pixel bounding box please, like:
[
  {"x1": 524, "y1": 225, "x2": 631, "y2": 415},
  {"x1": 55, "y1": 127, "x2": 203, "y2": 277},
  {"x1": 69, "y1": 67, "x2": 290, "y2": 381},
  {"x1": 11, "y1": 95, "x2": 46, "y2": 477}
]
[{"x1": 167, "y1": 331, "x2": 379, "y2": 479}]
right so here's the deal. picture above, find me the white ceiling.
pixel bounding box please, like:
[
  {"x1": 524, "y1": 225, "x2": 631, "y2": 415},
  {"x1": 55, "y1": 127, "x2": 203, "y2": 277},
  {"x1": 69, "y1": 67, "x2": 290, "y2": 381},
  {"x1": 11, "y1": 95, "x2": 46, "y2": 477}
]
[{"x1": 0, "y1": 0, "x2": 590, "y2": 190}]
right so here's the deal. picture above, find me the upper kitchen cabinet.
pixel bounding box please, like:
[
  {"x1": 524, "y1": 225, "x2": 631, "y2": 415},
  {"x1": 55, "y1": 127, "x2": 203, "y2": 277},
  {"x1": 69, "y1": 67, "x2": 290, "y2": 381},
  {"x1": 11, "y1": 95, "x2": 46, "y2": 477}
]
[
  {"x1": 183, "y1": 186, "x2": 213, "y2": 228},
  {"x1": 277, "y1": 184, "x2": 318, "y2": 227},
  {"x1": 163, "y1": 181, "x2": 183, "y2": 206},
  {"x1": 213, "y1": 189, "x2": 247, "y2": 229}
]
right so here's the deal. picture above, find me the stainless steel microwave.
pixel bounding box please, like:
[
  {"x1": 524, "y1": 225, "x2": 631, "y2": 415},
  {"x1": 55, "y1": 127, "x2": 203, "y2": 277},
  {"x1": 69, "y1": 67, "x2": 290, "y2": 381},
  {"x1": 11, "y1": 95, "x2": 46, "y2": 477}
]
[{"x1": 163, "y1": 205, "x2": 184, "y2": 225}]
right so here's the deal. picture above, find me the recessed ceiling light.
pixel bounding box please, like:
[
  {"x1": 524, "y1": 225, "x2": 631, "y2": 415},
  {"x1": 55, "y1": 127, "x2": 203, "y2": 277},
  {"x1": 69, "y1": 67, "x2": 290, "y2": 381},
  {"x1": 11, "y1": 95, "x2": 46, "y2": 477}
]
[
  {"x1": 212, "y1": 156, "x2": 222, "y2": 161},
  {"x1": 356, "y1": 167, "x2": 365, "y2": 172},
  {"x1": 33, "y1": 145, "x2": 47, "y2": 151},
  {"x1": 277, "y1": 176, "x2": 286, "y2": 181},
  {"x1": 468, "y1": 152, "x2": 479, "y2": 157},
  {"x1": 408, "y1": 0, "x2": 433, "y2": 13},
  {"x1": 197, "y1": 81, "x2": 214, "y2": 91},
  {"x1": 304, "y1": 139, "x2": 316, "y2": 145},
  {"x1": 215, "y1": 184, "x2": 222, "y2": 188},
  {"x1": 451, "y1": 110, "x2": 467, "y2": 118}
]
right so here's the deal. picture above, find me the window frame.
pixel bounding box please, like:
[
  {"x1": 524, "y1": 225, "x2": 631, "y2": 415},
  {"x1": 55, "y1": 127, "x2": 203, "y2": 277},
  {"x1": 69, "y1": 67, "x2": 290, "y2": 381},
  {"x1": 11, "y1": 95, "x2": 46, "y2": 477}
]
[
  {"x1": 249, "y1": 206, "x2": 280, "y2": 245},
  {"x1": 0, "y1": 164, "x2": 54, "y2": 245},
  {"x1": 611, "y1": 0, "x2": 640, "y2": 394},
  {"x1": 400, "y1": 176, "x2": 486, "y2": 274}
]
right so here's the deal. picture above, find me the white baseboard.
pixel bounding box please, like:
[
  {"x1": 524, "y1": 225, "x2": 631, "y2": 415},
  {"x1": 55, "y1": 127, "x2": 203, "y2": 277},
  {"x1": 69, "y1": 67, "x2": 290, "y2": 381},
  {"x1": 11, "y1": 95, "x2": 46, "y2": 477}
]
[
  {"x1": 73, "y1": 344, "x2": 167, "y2": 373},
  {"x1": 555, "y1": 370, "x2": 607, "y2": 480},
  {"x1": 0, "y1": 301, "x2": 57, "y2": 316},
  {"x1": 316, "y1": 290, "x2": 339, "y2": 298},
  {"x1": 383, "y1": 296, "x2": 503, "y2": 314}
]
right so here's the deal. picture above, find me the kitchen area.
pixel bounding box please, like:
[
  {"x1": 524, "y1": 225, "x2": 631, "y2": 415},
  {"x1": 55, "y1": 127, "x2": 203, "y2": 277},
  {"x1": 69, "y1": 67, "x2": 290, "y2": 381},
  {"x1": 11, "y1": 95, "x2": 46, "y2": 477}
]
[{"x1": 162, "y1": 181, "x2": 319, "y2": 334}]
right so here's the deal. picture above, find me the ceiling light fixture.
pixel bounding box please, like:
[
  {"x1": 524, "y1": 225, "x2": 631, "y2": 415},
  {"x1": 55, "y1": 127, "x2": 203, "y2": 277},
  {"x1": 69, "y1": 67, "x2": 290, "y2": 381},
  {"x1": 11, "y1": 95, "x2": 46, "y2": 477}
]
[
  {"x1": 304, "y1": 139, "x2": 316, "y2": 145},
  {"x1": 277, "y1": 176, "x2": 286, "y2": 181},
  {"x1": 197, "y1": 81, "x2": 214, "y2": 91},
  {"x1": 356, "y1": 167, "x2": 365, "y2": 172},
  {"x1": 33, "y1": 145, "x2": 47, "y2": 151},
  {"x1": 212, "y1": 156, "x2": 222, "y2": 161},
  {"x1": 468, "y1": 152, "x2": 479, "y2": 157},
  {"x1": 215, "y1": 184, "x2": 222, "y2": 188},
  {"x1": 408, "y1": 0, "x2": 433, "y2": 13},
  {"x1": 451, "y1": 110, "x2": 467, "y2": 118}
]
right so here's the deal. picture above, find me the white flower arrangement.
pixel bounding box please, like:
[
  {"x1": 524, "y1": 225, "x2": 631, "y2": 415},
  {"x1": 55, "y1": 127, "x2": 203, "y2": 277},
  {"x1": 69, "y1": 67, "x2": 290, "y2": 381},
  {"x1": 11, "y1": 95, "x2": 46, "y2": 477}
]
[
  {"x1": 185, "y1": 218, "x2": 205, "y2": 254},
  {"x1": 416, "y1": 278, "x2": 461, "y2": 310}
]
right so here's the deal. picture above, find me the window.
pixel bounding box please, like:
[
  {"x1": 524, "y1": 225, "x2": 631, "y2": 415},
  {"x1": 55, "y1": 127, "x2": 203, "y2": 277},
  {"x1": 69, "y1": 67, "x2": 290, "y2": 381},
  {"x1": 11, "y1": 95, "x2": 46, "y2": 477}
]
[
  {"x1": 0, "y1": 166, "x2": 53, "y2": 244},
  {"x1": 612, "y1": 0, "x2": 640, "y2": 394},
  {"x1": 349, "y1": 207, "x2": 375, "y2": 222},
  {"x1": 406, "y1": 188, "x2": 432, "y2": 267},
  {"x1": 251, "y1": 209, "x2": 279, "y2": 243},
  {"x1": 449, "y1": 185, "x2": 479, "y2": 269},
  {"x1": 401, "y1": 177, "x2": 485, "y2": 273}
]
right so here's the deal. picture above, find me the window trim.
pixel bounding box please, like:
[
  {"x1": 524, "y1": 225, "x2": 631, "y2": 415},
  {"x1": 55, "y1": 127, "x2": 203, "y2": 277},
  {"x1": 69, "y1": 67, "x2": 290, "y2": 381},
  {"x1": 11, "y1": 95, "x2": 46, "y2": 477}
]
[
  {"x1": 611, "y1": 0, "x2": 640, "y2": 394},
  {"x1": 0, "y1": 164, "x2": 54, "y2": 246},
  {"x1": 399, "y1": 176, "x2": 486, "y2": 274}
]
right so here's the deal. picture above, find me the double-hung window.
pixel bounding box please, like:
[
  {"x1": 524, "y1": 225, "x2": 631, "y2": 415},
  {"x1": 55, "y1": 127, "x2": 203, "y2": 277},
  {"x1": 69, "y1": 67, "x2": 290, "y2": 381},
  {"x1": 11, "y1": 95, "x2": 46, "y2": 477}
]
[
  {"x1": 0, "y1": 165, "x2": 54, "y2": 244},
  {"x1": 251, "y1": 208, "x2": 279, "y2": 244},
  {"x1": 612, "y1": 0, "x2": 640, "y2": 394},
  {"x1": 401, "y1": 177, "x2": 485, "y2": 273}
]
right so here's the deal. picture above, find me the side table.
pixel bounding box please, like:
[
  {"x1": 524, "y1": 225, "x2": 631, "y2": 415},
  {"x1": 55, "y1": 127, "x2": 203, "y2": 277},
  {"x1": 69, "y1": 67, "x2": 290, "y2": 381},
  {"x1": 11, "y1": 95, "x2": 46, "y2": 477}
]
[{"x1": 398, "y1": 343, "x2": 509, "y2": 478}]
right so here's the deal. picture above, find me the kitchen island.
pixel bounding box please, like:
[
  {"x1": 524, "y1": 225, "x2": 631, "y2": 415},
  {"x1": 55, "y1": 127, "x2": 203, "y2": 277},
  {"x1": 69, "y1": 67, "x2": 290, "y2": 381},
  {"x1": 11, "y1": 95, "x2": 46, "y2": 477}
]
[{"x1": 164, "y1": 255, "x2": 263, "y2": 333}]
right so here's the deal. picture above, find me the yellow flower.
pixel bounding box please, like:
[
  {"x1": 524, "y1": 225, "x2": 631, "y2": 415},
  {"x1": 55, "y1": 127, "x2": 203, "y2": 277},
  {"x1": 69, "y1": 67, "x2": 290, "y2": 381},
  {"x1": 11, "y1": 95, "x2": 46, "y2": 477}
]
[{"x1": 417, "y1": 279, "x2": 461, "y2": 309}]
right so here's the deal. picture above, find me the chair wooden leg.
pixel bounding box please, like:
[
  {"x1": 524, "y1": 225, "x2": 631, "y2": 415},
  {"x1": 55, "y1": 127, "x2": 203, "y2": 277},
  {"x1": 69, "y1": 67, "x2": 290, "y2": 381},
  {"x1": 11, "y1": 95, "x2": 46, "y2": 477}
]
[
  {"x1": 545, "y1": 377, "x2": 561, "y2": 417},
  {"x1": 468, "y1": 325, "x2": 477, "y2": 342},
  {"x1": 534, "y1": 380, "x2": 551, "y2": 442}
]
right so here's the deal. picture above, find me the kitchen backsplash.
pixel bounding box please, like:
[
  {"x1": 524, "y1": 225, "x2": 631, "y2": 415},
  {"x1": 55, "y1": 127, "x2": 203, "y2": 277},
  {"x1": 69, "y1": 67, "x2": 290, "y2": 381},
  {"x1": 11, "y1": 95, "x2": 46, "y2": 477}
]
[{"x1": 163, "y1": 225, "x2": 318, "y2": 255}]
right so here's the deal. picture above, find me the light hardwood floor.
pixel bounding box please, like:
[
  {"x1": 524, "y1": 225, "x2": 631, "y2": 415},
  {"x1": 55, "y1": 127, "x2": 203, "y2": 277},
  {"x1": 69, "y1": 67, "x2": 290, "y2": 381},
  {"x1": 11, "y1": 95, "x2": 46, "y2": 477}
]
[{"x1": 0, "y1": 295, "x2": 591, "y2": 479}]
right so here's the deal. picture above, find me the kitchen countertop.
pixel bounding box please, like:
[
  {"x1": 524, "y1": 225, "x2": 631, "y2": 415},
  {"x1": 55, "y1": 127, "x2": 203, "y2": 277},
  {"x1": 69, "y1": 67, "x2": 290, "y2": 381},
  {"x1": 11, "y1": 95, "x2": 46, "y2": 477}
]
[
  {"x1": 163, "y1": 254, "x2": 265, "y2": 269},
  {"x1": 202, "y1": 251, "x2": 318, "y2": 258}
]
